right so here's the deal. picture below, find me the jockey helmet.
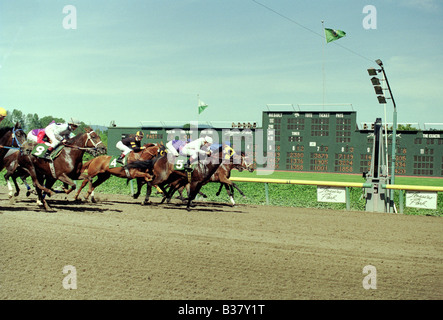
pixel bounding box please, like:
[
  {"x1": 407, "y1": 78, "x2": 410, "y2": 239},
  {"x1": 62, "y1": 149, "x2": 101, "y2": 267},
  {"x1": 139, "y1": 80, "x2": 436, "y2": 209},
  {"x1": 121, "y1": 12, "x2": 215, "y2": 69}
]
[
  {"x1": 204, "y1": 136, "x2": 213, "y2": 144},
  {"x1": 0, "y1": 107, "x2": 7, "y2": 117},
  {"x1": 136, "y1": 131, "x2": 144, "y2": 137},
  {"x1": 69, "y1": 118, "x2": 81, "y2": 126}
]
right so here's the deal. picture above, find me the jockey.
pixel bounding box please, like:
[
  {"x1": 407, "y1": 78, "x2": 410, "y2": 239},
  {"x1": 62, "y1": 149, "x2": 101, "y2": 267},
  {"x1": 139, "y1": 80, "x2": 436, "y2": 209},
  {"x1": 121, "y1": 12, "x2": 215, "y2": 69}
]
[
  {"x1": 43, "y1": 118, "x2": 80, "y2": 159},
  {"x1": 165, "y1": 138, "x2": 189, "y2": 157},
  {"x1": 181, "y1": 136, "x2": 213, "y2": 170},
  {"x1": 0, "y1": 107, "x2": 6, "y2": 124},
  {"x1": 27, "y1": 128, "x2": 48, "y2": 144},
  {"x1": 27, "y1": 121, "x2": 55, "y2": 144},
  {"x1": 211, "y1": 142, "x2": 235, "y2": 161},
  {"x1": 116, "y1": 131, "x2": 145, "y2": 164}
]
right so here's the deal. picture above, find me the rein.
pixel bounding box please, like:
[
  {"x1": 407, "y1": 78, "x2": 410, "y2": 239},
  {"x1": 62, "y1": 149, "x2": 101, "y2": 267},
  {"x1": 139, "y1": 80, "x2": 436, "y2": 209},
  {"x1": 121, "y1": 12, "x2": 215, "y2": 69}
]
[
  {"x1": 0, "y1": 127, "x2": 25, "y2": 150},
  {"x1": 63, "y1": 131, "x2": 104, "y2": 151}
]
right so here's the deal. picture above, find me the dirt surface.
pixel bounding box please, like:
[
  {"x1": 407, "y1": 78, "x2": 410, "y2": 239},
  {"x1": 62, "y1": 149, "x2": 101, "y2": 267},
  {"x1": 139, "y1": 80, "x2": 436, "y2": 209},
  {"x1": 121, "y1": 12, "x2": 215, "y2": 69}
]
[{"x1": 1, "y1": 185, "x2": 442, "y2": 301}]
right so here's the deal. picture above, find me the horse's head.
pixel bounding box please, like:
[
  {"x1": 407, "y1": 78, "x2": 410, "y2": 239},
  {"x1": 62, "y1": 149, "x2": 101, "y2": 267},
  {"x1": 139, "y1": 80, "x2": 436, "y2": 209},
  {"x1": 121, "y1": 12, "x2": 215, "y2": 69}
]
[
  {"x1": 13, "y1": 122, "x2": 27, "y2": 147},
  {"x1": 236, "y1": 152, "x2": 254, "y2": 172},
  {"x1": 139, "y1": 143, "x2": 160, "y2": 160},
  {"x1": 0, "y1": 122, "x2": 26, "y2": 149},
  {"x1": 84, "y1": 127, "x2": 107, "y2": 155}
]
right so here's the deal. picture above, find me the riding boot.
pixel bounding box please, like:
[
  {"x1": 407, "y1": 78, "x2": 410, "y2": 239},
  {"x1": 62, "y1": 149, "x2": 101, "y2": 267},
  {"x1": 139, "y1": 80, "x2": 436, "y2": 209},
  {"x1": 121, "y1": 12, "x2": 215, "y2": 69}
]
[
  {"x1": 184, "y1": 158, "x2": 192, "y2": 171},
  {"x1": 44, "y1": 148, "x2": 53, "y2": 159},
  {"x1": 116, "y1": 154, "x2": 124, "y2": 164}
]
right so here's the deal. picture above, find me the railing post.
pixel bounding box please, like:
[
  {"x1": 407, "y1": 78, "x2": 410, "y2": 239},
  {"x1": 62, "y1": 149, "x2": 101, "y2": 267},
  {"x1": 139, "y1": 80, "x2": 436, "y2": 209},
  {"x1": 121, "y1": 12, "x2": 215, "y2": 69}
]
[
  {"x1": 346, "y1": 187, "x2": 350, "y2": 211},
  {"x1": 399, "y1": 190, "x2": 404, "y2": 214}
]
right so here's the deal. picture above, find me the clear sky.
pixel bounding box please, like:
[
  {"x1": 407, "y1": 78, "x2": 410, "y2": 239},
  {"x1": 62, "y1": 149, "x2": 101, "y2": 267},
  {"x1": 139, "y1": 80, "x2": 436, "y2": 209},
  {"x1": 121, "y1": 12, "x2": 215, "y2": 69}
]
[{"x1": 1, "y1": 0, "x2": 442, "y2": 129}]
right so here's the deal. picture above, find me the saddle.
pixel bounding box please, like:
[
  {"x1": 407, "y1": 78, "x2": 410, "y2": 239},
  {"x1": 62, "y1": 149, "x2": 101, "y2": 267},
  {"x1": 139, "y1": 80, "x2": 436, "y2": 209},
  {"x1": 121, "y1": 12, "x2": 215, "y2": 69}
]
[
  {"x1": 173, "y1": 155, "x2": 195, "y2": 183},
  {"x1": 109, "y1": 154, "x2": 129, "y2": 168},
  {"x1": 31, "y1": 143, "x2": 64, "y2": 160}
]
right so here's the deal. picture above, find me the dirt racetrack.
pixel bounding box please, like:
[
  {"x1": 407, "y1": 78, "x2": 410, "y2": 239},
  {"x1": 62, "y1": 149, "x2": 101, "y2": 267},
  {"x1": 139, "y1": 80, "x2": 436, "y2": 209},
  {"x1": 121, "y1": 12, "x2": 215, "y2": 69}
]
[{"x1": 1, "y1": 185, "x2": 442, "y2": 301}]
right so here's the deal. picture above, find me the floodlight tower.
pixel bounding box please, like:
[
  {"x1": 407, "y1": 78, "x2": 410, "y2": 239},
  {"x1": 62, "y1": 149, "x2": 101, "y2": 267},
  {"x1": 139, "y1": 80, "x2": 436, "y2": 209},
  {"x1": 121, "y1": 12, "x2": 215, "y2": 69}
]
[{"x1": 367, "y1": 59, "x2": 397, "y2": 212}]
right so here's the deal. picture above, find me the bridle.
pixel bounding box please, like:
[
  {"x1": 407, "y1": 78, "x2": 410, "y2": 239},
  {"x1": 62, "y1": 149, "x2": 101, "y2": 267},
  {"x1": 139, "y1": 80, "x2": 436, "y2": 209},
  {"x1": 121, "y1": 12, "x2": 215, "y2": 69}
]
[
  {"x1": 0, "y1": 127, "x2": 25, "y2": 150},
  {"x1": 63, "y1": 130, "x2": 104, "y2": 153}
]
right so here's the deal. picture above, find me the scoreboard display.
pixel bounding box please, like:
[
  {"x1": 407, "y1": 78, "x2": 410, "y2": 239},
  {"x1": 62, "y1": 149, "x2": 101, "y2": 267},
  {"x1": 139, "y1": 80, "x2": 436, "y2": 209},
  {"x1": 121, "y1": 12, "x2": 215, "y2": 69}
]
[
  {"x1": 263, "y1": 111, "x2": 361, "y2": 173},
  {"x1": 262, "y1": 110, "x2": 443, "y2": 177}
]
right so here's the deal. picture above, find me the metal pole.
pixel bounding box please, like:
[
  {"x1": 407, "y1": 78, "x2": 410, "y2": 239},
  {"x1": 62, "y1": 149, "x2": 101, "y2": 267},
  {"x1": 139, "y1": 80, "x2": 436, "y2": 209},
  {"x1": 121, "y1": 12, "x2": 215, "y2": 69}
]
[
  {"x1": 379, "y1": 64, "x2": 397, "y2": 212},
  {"x1": 265, "y1": 183, "x2": 269, "y2": 205}
]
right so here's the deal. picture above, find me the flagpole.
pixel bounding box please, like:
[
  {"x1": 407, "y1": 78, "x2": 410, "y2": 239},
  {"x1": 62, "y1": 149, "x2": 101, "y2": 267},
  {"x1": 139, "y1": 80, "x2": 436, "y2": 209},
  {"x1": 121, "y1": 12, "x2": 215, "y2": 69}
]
[{"x1": 321, "y1": 20, "x2": 325, "y2": 109}]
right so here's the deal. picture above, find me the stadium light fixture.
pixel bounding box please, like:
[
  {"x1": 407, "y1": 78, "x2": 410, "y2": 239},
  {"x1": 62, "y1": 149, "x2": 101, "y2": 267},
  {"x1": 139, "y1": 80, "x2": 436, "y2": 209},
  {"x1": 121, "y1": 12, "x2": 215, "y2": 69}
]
[{"x1": 367, "y1": 58, "x2": 398, "y2": 212}]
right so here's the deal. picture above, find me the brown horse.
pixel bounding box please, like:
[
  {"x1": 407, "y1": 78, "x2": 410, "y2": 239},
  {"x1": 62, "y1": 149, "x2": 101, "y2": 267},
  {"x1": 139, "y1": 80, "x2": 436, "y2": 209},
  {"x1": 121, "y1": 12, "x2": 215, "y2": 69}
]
[
  {"x1": 3, "y1": 145, "x2": 34, "y2": 198},
  {"x1": 176, "y1": 151, "x2": 255, "y2": 206},
  {"x1": 126, "y1": 145, "x2": 232, "y2": 211},
  {"x1": 0, "y1": 123, "x2": 27, "y2": 170},
  {"x1": 26, "y1": 127, "x2": 106, "y2": 210},
  {"x1": 0, "y1": 124, "x2": 54, "y2": 198},
  {"x1": 74, "y1": 143, "x2": 160, "y2": 202}
]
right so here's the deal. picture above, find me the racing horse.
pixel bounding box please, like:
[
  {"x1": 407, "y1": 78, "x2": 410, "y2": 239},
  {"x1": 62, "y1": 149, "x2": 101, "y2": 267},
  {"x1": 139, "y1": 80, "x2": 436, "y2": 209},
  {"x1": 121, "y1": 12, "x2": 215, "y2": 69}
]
[
  {"x1": 27, "y1": 127, "x2": 106, "y2": 210},
  {"x1": 0, "y1": 123, "x2": 26, "y2": 169},
  {"x1": 176, "y1": 151, "x2": 255, "y2": 206},
  {"x1": 0, "y1": 124, "x2": 54, "y2": 198},
  {"x1": 126, "y1": 145, "x2": 233, "y2": 211},
  {"x1": 74, "y1": 143, "x2": 160, "y2": 202}
]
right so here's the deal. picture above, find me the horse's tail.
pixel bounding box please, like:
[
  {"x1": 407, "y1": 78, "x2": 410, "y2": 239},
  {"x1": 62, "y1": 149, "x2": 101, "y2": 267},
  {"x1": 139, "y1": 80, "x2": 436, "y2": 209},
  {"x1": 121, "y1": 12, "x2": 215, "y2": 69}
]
[{"x1": 125, "y1": 159, "x2": 153, "y2": 172}]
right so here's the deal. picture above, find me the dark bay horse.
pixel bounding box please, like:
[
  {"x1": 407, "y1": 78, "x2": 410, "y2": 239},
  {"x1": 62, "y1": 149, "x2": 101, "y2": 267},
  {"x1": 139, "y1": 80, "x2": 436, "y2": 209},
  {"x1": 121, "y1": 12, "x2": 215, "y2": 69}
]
[
  {"x1": 126, "y1": 146, "x2": 232, "y2": 211},
  {"x1": 0, "y1": 123, "x2": 54, "y2": 198},
  {"x1": 74, "y1": 143, "x2": 160, "y2": 202},
  {"x1": 177, "y1": 151, "x2": 255, "y2": 206},
  {"x1": 27, "y1": 127, "x2": 106, "y2": 210},
  {"x1": 0, "y1": 123, "x2": 26, "y2": 170}
]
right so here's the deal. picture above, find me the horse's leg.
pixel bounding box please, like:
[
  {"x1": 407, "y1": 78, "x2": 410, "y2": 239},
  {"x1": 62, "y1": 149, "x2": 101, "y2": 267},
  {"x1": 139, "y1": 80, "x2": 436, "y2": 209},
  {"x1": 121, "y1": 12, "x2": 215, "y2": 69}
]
[
  {"x1": 74, "y1": 178, "x2": 90, "y2": 201},
  {"x1": 20, "y1": 175, "x2": 32, "y2": 197},
  {"x1": 19, "y1": 156, "x2": 55, "y2": 197},
  {"x1": 143, "y1": 184, "x2": 153, "y2": 205},
  {"x1": 218, "y1": 177, "x2": 236, "y2": 206},
  {"x1": 6, "y1": 175, "x2": 17, "y2": 198},
  {"x1": 215, "y1": 183, "x2": 223, "y2": 196},
  {"x1": 87, "y1": 172, "x2": 111, "y2": 202},
  {"x1": 55, "y1": 174, "x2": 76, "y2": 195},
  {"x1": 38, "y1": 176, "x2": 54, "y2": 211},
  {"x1": 224, "y1": 183, "x2": 235, "y2": 206},
  {"x1": 186, "y1": 182, "x2": 202, "y2": 211},
  {"x1": 133, "y1": 178, "x2": 144, "y2": 199},
  {"x1": 231, "y1": 182, "x2": 246, "y2": 198}
]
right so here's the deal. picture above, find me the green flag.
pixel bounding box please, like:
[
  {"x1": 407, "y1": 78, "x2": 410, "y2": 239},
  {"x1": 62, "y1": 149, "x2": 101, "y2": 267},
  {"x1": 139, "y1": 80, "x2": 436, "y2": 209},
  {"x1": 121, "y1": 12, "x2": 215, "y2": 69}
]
[
  {"x1": 324, "y1": 28, "x2": 346, "y2": 43},
  {"x1": 198, "y1": 100, "x2": 208, "y2": 114}
]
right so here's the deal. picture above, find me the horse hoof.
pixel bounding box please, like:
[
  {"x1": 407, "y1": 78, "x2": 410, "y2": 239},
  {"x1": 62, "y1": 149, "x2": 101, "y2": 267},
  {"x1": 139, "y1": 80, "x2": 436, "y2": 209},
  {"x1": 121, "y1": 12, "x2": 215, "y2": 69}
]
[{"x1": 141, "y1": 201, "x2": 152, "y2": 206}]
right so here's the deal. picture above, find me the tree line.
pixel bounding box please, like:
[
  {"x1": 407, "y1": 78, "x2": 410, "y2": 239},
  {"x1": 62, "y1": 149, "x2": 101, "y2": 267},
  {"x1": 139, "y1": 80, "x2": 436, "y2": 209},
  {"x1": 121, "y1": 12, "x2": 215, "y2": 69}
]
[{"x1": 0, "y1": 108, "x2": 108, "y2": 147}]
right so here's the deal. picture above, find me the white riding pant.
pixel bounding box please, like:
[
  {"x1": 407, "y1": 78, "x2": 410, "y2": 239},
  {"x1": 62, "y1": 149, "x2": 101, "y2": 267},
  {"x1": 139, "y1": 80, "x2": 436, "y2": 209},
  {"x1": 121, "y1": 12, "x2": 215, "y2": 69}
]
[
  {"x1": 116, "y1": 141, "x2": 132, "y2": 156},
  {"x1": 27, "y1": 131, "x2": 38, "y2": 143},
  {"x1": 45, "y1": 130, "x2": 62, "y2": 148}
]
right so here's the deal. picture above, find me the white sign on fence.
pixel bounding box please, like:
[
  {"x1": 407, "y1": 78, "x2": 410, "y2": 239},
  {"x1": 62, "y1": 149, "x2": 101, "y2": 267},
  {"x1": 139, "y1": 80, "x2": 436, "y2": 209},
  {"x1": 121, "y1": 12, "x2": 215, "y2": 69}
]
[
  {"x1": 406, "y1": 191, "x2": 437, "y2": 209},
  {"x1": 317, "y1": 186, "x2": 346, "y2": 203}
]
